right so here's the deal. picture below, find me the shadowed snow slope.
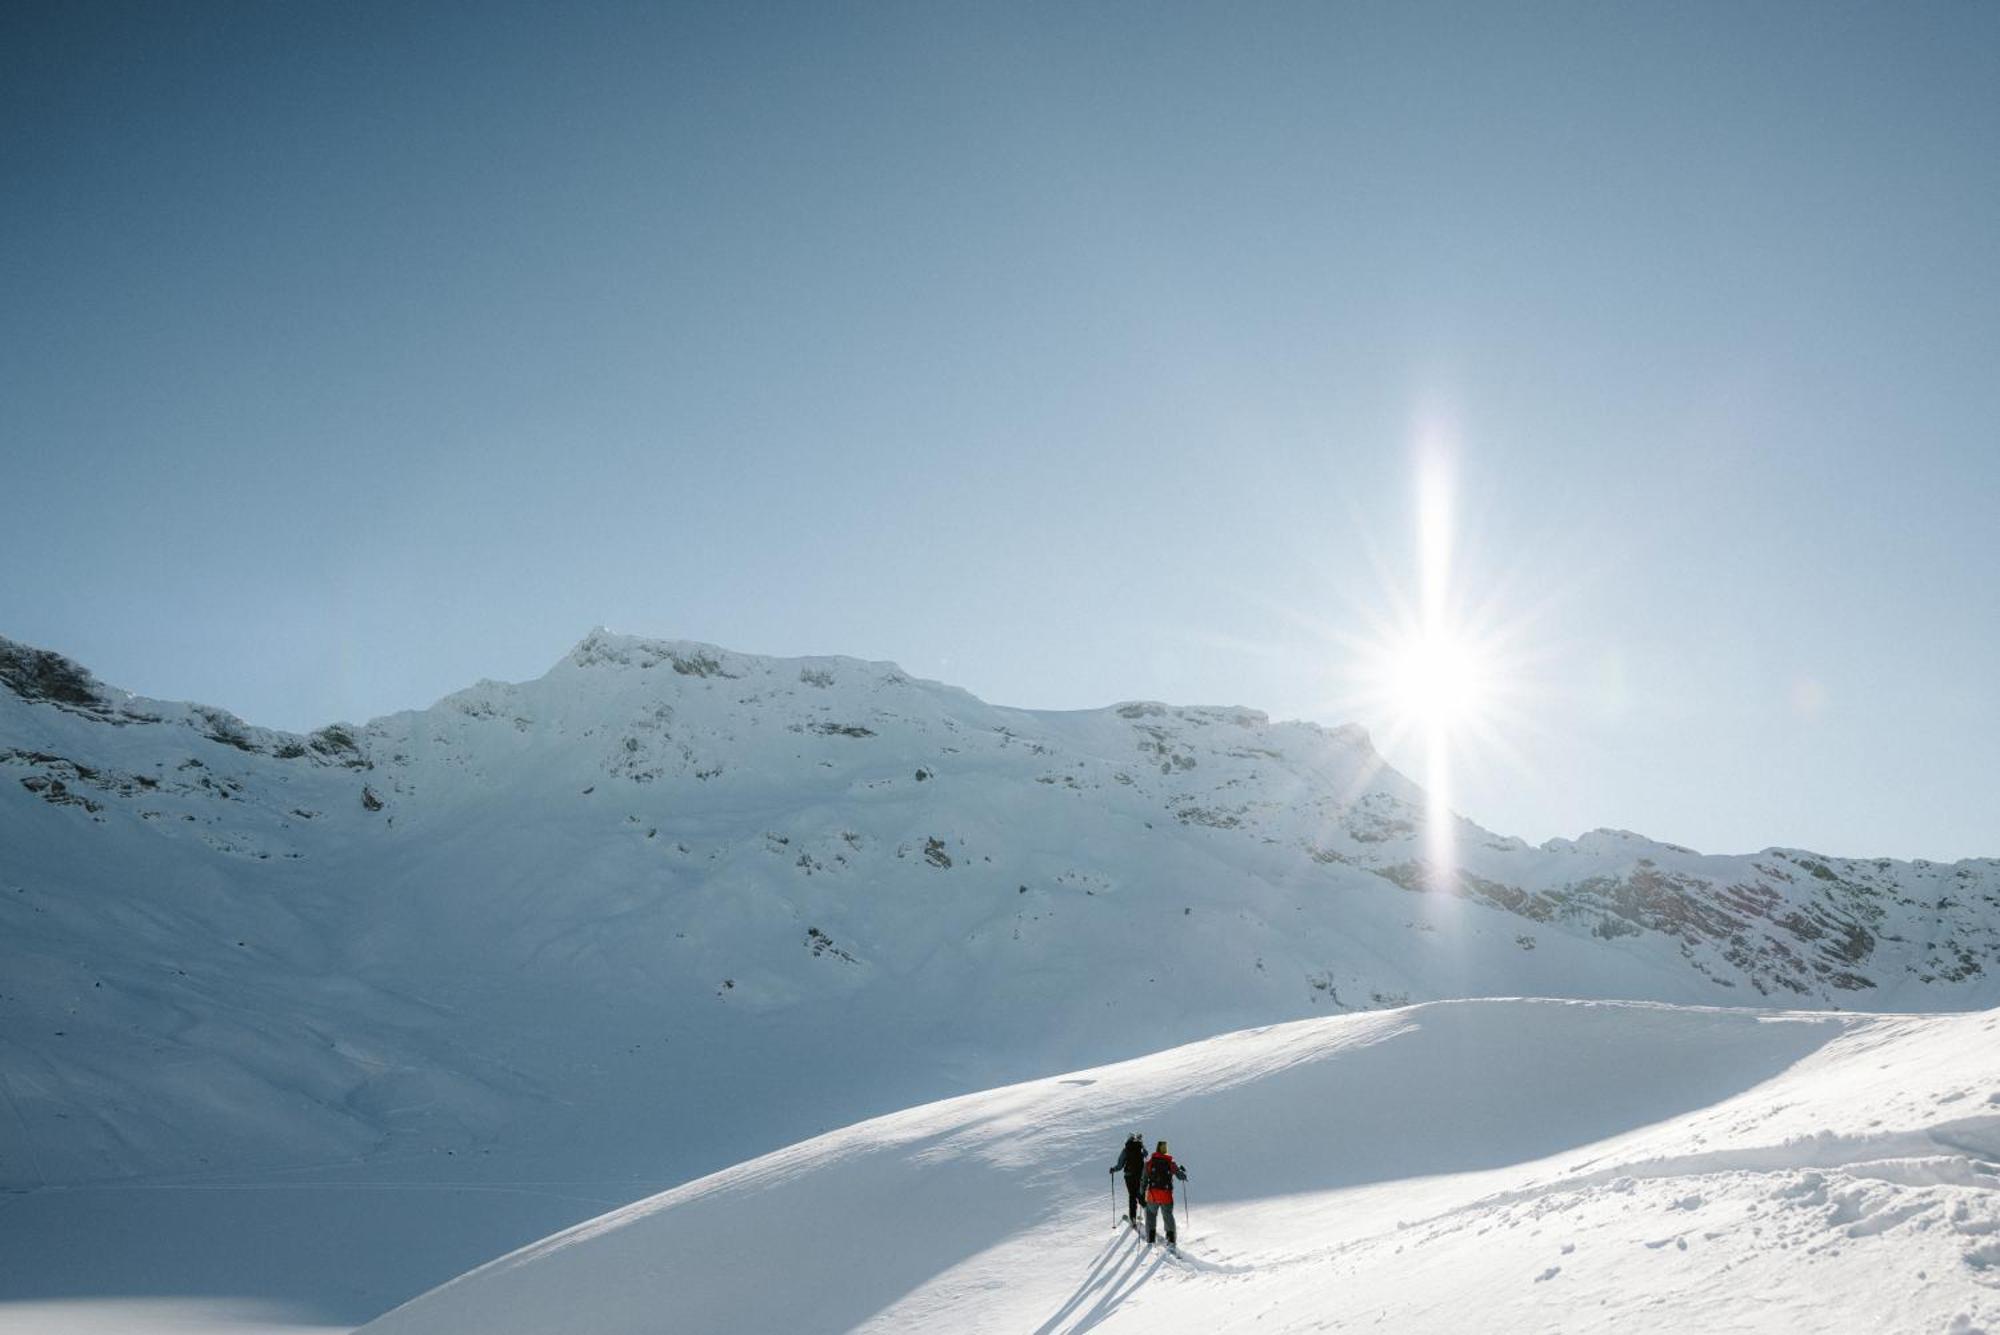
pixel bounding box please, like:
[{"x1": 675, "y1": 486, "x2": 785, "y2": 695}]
[{"x1": 364, "y1": 999, "x2": 2000, "y2": 1335}]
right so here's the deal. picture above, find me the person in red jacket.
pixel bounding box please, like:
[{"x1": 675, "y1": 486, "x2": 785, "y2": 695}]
[{"x1": 1142, "y1": 1140, "x2": 1188, "y2": 1248}]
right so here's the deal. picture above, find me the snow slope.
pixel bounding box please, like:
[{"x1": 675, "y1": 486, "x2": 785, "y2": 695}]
[{"x1": 366, "y1": 999, "x2": 2000, "y2": 1335}]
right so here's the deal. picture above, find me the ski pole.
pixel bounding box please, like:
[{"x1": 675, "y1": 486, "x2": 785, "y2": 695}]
[{"x1": 1112, "y1": 1173, "x2": 1117, "y2": 1228}]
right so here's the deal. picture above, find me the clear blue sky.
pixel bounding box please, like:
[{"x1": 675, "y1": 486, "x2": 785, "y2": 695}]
[{"x1": 4, "y1": 2, "x2": 1996, "y2": 861}]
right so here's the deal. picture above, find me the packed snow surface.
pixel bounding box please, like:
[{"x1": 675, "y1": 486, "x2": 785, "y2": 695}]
[{"x1": 367, "y1": 999, "x2": 2000, "y2": 1335}]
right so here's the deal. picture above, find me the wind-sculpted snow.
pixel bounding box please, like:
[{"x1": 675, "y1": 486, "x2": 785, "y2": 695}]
[
  {"x1": 3, "y1": 629, "x2": 1999, "y2": 1329},
  {"x1": 363, "y1": 1000, "x2": 2000, "y2": 1335}
]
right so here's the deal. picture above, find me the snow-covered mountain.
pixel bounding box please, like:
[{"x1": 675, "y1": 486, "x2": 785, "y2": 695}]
[
  {"x1": 4, "y1": 628, "x2": 1998, "y2": 1331},
  {"x1": 4, "y1": 628, "x2": 1997, "y2": 1190}
]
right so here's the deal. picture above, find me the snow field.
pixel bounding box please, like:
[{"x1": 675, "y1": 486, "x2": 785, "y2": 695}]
[{"x1": 364, "y1": 999, "x2": 2000, "y2": 1334}]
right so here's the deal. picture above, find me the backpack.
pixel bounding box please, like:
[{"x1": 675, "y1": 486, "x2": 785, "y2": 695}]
[{"x1": 1145, "y1": 1154, "x2": 1175, "y2": 1191}]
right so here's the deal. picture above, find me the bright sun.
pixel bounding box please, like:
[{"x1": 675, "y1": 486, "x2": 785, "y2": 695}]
[
  {"x1": 1387, "y1": 629, "x2": 1488, "y2": 730},
  {"x1": 1355, "y1": 448, "x2": 1503, "y2": 742}
]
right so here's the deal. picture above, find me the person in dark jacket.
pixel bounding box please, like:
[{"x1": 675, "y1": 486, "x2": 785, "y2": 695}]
[
  {"x1": 1109, "y1": 1132, "x2": 1146, "y2": 1223},
  {"x1": 1142, "y1": 1140, "x2": 1188, "y2": 1247}
]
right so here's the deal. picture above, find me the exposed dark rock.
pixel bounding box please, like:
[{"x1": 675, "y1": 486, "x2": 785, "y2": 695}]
[
  {"x1": 670, "y1": 651, "x2": 733, "y2": 678},
  {"x1": 308, "y1": 725, "x2": 370, "y2": 769},
  {"x1": 193, "y1": 706, "x2": 262, "y2": 753},
  {"x1": 804, "y1": 927, "x2": 856, "y2": 962},
  {"x1": 1175, "y1": 804, "x2": 1244, "y2": 829},
  {"x1": 0, "y1": 640, "x2": 117, "y2": 716}
]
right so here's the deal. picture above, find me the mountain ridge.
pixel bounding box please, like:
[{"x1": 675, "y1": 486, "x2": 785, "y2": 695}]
[
  {"x1": 3, "y1": 627, "x2": 1997, "y2": 1198},
  {"x1": 2, "y1": 627, "x2": 1964, "y2": 866}
]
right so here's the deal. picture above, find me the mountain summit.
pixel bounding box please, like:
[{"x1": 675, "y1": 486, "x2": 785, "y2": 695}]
[{"x1": 3, "y1": 629, "x2": 1997, "y2": 1195}]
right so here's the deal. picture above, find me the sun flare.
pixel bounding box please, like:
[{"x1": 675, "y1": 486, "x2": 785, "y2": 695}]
[
  {"x1": 1386, "y1": 629, "x2": 1489, "y2": 731},
  {"x1": 1326, "y1": 438, "x2": 1543, "y2": 896},
  {"x1": 1348, "y1": 450, "x2": 1510, "y2": 749}
]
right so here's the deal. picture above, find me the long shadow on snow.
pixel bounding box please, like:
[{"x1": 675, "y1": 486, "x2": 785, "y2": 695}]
[{"x1": 1033, "y1": 1230, "x2": 1165, "y2": 1335}]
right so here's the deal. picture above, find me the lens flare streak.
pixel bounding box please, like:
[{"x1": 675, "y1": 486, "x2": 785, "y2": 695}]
[{"x1": 1416, "y1": 451, "x2": 1459, "y2": 894}]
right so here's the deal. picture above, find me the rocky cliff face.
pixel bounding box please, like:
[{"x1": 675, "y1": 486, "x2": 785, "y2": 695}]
[{"x1": 3, "y1": 629, "x2": 1995, "y2": 1188}]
